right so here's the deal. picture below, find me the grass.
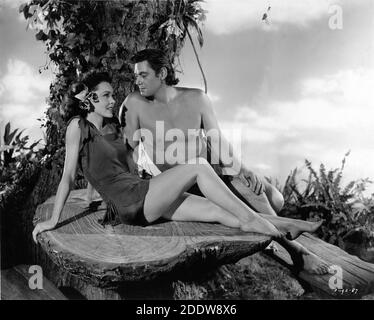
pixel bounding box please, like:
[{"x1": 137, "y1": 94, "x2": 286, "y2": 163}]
[{"x1": 172, "y1": 252, "x2": 319, "y2": 300}]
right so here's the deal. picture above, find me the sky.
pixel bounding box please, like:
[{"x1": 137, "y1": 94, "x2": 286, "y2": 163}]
[{"x1": 0, "y1": 0, "x2": 373, "y2": 195}]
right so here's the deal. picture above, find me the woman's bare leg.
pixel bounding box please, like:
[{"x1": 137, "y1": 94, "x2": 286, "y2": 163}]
[
  {"x1": 143, "y1": 158, "x2": 282, "y2": 237},
  {"x1": 162, "y1": 193, "x2": 241, "y2": 228},
  {"x1": 258, "y1": 212, "x2": 330, "y2": 274},
  {"x1": 143, "y1": 158, "x2": 320, "y2": 239},
  {"x1": 258, "y1": 214, "x2": 324, "y2": 240},
  {"x1": 250, "y1": 189, "x2": 330, "y2": 274},
  {"x1": 230, "y1": 174, "x2": 329, "y2": 274}
]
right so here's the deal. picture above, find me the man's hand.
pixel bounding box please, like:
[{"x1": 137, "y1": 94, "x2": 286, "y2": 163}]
[
  {"x1": 74, "y1": 186, "x2": 102, "y2": 204},
  {"x1": 87, "y1": 188, "x2": 102, "y2": 202},
  {"x1": 32, "y1": 219, "x2": 57, "y2": 244},
  {"x1": 238, "y1": 167, "x2": 265, "y2": 196}
]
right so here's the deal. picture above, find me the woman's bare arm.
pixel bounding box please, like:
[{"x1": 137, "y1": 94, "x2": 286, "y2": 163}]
[{"x1": 32, "y1": 118, "x2": 81, "y2": 242}]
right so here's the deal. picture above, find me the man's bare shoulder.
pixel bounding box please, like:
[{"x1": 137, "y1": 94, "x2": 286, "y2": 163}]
[
  {"x1": 176, "y1": 87, "x2": 209, "y2": 108},
  {"x1": 177, "y1": 87, "x2": 205, "y2": 98},
  {"x1": 125, "y1": 91, "x2": 149, "y2": 105},
  {"x1": 123, "y1": 92, "x2": 151, "y2": 116}
]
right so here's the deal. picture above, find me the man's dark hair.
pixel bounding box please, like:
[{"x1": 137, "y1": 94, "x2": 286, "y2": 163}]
[{"x1": 131, "y1": 49, "x2": 179, "y2": 86}]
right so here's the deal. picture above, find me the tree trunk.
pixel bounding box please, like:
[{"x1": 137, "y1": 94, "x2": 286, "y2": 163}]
[{"x1": 3, "y1": 0, "x2": 187, "y2": 269}]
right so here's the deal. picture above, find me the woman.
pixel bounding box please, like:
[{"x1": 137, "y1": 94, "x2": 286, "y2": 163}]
[{"x1": 32, "y1": 72, "x2": 323, "y2": 243}]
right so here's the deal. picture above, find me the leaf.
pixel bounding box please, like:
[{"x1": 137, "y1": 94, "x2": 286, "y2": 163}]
[
  {"x1": 28, "y1": 5, "x2": 38, "y2": 16},
  {"x1": 15, "y1": 129, "x2": 25, "y2": 142},
  {"x1": 6, "y1": 128, "x2": 19, "y2": 146},
  {"x1": 111, "y1": 58, "x2": 124, "y2": 70},
  {"x1": 64, "y1": 33, "x2": 77, "y2": 49},
  {"x1": 88, "y1": 55, "x2": 100, "y2": 66},
  {"x1": 28, "y1": 140, "x2": 42, "y2": 150},
  {"x1": 184, "y1": 15, "x2": 203, "y2": 47},
  {"x1": 19, "y1": 3, "x2": 27, "y2": 13},
  {"x1": 35, "y1": 30, "x2": 48, "y2": 41},
  {"x1": 4, "y1": 122, "x2": 11, "y2": 144}
]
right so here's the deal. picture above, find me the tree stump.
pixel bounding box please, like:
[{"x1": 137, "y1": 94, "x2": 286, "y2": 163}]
[
  {"x1": 33, "y1": 189, "x2": 271, "y2": 299},
  {"x1": 1, "y1": 264, "x2": 67, "y2": 300}
]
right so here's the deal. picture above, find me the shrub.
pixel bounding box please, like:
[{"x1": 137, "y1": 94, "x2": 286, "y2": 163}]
[
  {"x1": 0, "y1": 122, "x2": 43, "y2": 197},
  {"x1": 278, "y1": 152, "x2": 374, "y2": 250}
]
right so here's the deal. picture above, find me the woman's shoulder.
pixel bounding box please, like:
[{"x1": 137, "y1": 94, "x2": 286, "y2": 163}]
[
  {"x1": 66, "y1": 116, "x2": 91, "y2": 142},
  {"x1": 66, "y1": 115, "x2": 84, "y2": 128},
  {"x1": 66, "y1": 116, "x2": 82, "y2": 136}
]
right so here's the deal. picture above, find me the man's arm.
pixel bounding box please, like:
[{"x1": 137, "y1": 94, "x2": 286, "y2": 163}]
[
  {"x1": 199, "y1": 92, "x2": 241, "y2": 172},
  {"x1": 200, "y1": 91, "x2": 264, "y2": 194},
  {"x1": 120, "y1": 94, "x2": 141, "y2": 150}
]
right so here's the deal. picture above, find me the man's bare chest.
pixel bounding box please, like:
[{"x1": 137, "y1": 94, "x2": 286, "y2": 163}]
[{"x1": 139, "y1": 103, "x2": 201, "y2": 133}]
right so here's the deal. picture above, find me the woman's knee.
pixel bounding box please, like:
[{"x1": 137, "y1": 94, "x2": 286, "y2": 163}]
[
  {"x1": 186, "y1": 157, "x2": 209, "y2": 166},
  {"x1": 187, "y1": 157, "x2": 211, "y2": 175}
]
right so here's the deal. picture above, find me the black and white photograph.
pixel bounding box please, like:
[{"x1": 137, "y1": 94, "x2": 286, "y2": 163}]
[{"x1": 1, "y1": 0, "x2": 373, "y2": 304}]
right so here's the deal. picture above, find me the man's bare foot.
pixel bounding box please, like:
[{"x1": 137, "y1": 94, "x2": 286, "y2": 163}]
[
  {"x1": 290, "y1": 247, "x2": 331, "y2": 275},
  {"x1": 241, "y1": 218, "x2": 283, "y2": 239},
  {"x1": 301, "y1": 251, "x2": 331, "y2": 274}
]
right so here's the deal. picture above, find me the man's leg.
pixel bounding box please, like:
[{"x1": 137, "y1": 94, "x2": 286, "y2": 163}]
[
  {"x1": 224, "y1": 175, "x2": 330, "y2": 275},
  {"x1": 225, "y1": 176, "x2": 279, "y2": 215}
]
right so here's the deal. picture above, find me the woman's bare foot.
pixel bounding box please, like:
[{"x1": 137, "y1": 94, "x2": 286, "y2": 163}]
[
  {"x1": 240, "y1": 218, "x2": 283, "y2": 239},
  {"x1": 283, "y1": 220, "x2": 324, "y2": 240}
]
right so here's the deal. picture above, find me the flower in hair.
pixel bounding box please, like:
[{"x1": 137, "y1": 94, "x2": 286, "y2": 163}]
[{"x1": 74, "y1": 85, "x2": 93, "y2": 111}]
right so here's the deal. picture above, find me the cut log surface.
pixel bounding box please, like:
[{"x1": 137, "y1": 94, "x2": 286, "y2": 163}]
[
  {"x1": 34, "y1": 189, "x2": 271, "y2": 288},
  {"x1": 1, "y1": 265, "x2": 67, "y2": 300},
  {"x1": 268, "y1": 234, "x2": 374, "y2": 298}
]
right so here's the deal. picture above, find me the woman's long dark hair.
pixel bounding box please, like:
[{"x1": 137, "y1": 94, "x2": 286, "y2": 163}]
[{"x1": 61, "y1": 71, "x2": 112, "y2": 122}]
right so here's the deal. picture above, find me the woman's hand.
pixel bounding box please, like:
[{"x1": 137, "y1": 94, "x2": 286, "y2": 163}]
[{"x1": 32, "y1": 219, "x2": 57, "y2": 244}]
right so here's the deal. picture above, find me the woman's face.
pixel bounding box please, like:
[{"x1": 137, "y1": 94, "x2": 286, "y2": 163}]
[{"x1": 89, "y1": 82, "x2": 115, "y2": 118}]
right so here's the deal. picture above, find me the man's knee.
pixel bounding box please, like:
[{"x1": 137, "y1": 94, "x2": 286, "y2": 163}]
[{"x1": 265, "y1": 183, "x2": 284, "y2": 212}]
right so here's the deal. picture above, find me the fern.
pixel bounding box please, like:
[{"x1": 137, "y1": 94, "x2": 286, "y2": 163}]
[{"x1": 280, "y1": 153, "x2": 373, "y2": 250}]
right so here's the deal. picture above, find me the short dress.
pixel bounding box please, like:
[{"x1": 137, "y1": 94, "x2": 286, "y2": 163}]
[{"x1": 68, "y1": 116, "x2": 150, "y2": 226}]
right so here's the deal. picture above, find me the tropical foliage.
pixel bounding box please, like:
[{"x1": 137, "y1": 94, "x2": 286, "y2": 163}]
[
  {"x1": 278, "y1": 152, "x2": 374, "y2": 253},
  {"x1": 0, "y1": 122, "x2": 41, "y2": 191},
  {"x1": 18, "y1": 0, "x2": 207, "y2": 172},
  {"x1": 1, "y1": 0, "x2": 207, "y2": 269},
  {"x1": 0, "y1": 122, "x2": 44, "y2": 210}
]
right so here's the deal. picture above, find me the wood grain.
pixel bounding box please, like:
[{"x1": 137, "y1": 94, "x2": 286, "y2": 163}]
[
  {"x1": 267, "y1": 233, "x2": 374, "y2": 298},
  {"x1": 33, "y1": 189, "x2": 271, "y2": 288},
  {"x1": 1, "y1": 265, "x2": 67, "y2": 300}
]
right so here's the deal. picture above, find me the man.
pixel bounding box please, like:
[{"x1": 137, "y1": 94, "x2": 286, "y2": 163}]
[{"x1": 120, "y1": 49, "x2": 330, "y2": 275}]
